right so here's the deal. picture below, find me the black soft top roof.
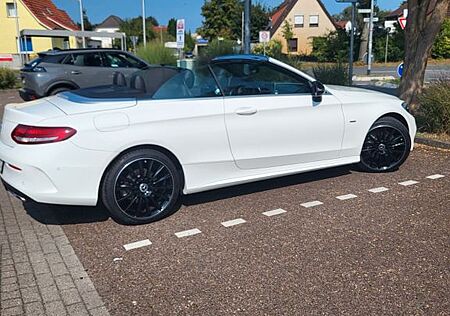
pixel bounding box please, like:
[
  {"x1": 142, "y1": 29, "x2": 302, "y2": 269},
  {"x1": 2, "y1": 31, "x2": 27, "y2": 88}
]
[{"x1": 71, "y1": 66, "x2": 186, "y2": 99}]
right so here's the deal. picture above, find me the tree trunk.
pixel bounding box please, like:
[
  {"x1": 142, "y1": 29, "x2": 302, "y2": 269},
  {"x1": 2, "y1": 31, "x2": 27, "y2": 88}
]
[
  {"x1": 399, "y1": 0, "x2": 450, "y2": 110},
  {"x1": 358, "y1": 22, "x2": 369, "y2": 61}
]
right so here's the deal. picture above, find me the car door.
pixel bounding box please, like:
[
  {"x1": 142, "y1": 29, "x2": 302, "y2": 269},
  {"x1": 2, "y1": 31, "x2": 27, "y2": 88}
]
[
  {"x1": 102, "y1": 51, "x2": 147, "y2": 81},
  {"x1": 60, "y1": 52, "x2": 113, "y2": 88},
  {"x1": 211, "y1": 61, "x2": 345, "y2": 170}
]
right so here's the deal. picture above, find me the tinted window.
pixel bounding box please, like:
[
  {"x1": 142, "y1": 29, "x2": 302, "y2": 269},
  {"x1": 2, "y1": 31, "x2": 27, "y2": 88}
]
[
  {"x1": 104, "y1": 52, "x2": 146, "y2": 69},
  {"x1": 211, "y1": 62, "x2": 311, "y2": 96},
  {"x1": 153, "y1": 66, "x2": 222, "y2": 100},
  {"x1": 41, "y1": 54, "x2": 67, "y2": 64},
  {"x1": 64, "y1": 53, "x2": 104, "y2": 67}
]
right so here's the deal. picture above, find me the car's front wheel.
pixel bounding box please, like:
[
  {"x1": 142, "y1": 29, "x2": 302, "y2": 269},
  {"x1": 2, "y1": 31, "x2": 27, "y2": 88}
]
[
  {"x1": 358, "y1": 117, "x2": 411, "y2": 172},
  {"x1": 101, "y1": 149, "x2": 182, "y2": 225}
]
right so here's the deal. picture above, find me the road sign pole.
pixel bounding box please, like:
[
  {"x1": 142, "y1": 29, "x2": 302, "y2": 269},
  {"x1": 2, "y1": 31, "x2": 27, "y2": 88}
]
[
  {"x1": 367, "y1": 0, "x2": 374, "y2": 75},
  {"x1": 349, "y1": 1, "x2": 356, "y2": 86}
]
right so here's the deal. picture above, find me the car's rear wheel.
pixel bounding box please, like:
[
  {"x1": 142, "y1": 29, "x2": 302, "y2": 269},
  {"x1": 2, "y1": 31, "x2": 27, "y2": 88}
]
[
  {"x1": 49, "y1": 87, "x2": 72, "y2": 96},
  {"x1": 358, "y1": 117, "x2": 411, "y2": 172},
  {"x1": 101, "y1": 149, "x2": 182, "y2": 225}
]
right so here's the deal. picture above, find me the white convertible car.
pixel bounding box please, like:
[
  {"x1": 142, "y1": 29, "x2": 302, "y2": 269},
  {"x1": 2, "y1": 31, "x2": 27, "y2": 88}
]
[{"x1": 0, "y1": 55, "x2": 416, "y2": 224}]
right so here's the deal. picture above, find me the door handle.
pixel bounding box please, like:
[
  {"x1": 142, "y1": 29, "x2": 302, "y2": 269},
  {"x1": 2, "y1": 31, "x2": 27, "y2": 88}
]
[
  {"x1": 235, "y1": 107, "x2": 257, "y2": 116},
  {"x1": 71, "y1": 71, "x2": 81, "y2": 75}
]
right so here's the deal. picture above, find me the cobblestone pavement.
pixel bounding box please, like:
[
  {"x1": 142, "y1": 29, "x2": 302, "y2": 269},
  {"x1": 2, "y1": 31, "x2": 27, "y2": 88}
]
[{"x1": 0, "y1": 188, "x2": 109, "y2": 315}]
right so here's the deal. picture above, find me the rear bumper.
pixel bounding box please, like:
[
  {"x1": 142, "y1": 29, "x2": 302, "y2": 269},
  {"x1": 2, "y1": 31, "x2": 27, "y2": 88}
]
[
  {"x1": 0, "y1": 139, "x2": 113, "y2": 206},
  {"x1": 19, "y1": 88, "x2": 41, "y2": 101}
]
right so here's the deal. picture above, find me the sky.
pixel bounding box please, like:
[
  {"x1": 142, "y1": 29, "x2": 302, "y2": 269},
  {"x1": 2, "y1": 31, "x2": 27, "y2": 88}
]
[{"x1": 53, "y1": 0, "x2": 404, "y2": 32}]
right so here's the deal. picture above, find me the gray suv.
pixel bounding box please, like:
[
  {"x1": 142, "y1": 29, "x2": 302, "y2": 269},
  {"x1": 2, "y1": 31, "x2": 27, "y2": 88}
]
[{"x1": 19, "y1": 49, "x2": 149, "y2": 101}]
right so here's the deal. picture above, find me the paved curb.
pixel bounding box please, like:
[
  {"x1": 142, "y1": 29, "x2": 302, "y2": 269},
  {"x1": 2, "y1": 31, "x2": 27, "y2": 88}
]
[
  {"x1": 415, "y1": 136, "x2": 450, "y2": 149},
  {"x1": 0, "y1": 188, "x2": 110, "y2": 316}
]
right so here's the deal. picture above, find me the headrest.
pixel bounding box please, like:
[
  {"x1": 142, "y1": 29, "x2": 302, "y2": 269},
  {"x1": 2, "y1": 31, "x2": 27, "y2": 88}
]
[
  {"x1": 183, "y1": 70, "x2": 195, "y2": 89},
  {"x1": 130, "y1": 75, "x2": 146, "y2": 92},
  {"x1": 113, "y1": 72, "x2": 126, "y2": 86}
]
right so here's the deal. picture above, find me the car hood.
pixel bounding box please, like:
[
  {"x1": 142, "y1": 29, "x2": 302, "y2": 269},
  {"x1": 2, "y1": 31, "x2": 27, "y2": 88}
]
[
  {"x1": 47, "y1": 92, "x2": 137, "y2": 115},
  {"x1": 326, "y1": 85, "x2": 401, "y2": 103}
]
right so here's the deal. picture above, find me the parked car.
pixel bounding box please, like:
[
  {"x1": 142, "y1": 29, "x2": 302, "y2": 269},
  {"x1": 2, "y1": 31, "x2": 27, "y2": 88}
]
[
  {"x1": 19, "y1": 48, "x2": 149, "y2": 101},
  {"x1": 1, "y1": 55, "x2": 416, "y2": 225}
]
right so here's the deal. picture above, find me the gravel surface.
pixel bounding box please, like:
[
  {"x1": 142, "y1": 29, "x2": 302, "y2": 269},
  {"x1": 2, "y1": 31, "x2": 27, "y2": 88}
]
[{"x1": 35, "y1": 145, "x2": 449, "y2": 316}]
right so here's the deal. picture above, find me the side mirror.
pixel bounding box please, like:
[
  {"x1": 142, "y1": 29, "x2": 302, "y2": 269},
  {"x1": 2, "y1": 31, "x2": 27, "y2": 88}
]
[{"x1": 311, "y1": 81, "x2": 325, "y2": 103}]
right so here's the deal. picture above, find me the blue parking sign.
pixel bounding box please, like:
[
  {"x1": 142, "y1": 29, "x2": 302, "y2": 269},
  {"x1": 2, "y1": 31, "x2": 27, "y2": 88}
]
[{"x1": 397, "y1": 62, "x2": 404, "y2": 77}]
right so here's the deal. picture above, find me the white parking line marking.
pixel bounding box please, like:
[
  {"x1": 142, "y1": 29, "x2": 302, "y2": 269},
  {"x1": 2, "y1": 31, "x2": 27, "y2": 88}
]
[
  {"x1": 221, "y1": 218, "x2": 246, "y2": 227},
  {"x1": 426, "y1": 174, "x2": 445, "y2": 180},
  {"x1": 368, "y1": 187, "x2": 389, "y2": 193},
  {"x1": 399, "y1": 180, "x2": 419, "y2": 186},
  {"x1": 175, "y1": 228, "x2": 202, "y2": 238},
  {"x1": 262, "y1": 208, "x2": 287, "y2": 217},
  {"x1": 336, "y1": 194, "x2": 357, "y2": 200},
  {"x1": 123, "y1": 239, "x2": 152, "y2": 251},
  {"x1": 301, "y1": 201, "x2": 323, "y2": 208}
]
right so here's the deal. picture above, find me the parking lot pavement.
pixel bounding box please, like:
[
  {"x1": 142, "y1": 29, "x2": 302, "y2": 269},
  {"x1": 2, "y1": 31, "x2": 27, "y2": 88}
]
[
  {"x1": 0, "y1": 92, "x2": 449, "y2": 315},
  {"x1": 0, "y1": 144, "x2": 439, "y2": 315}
]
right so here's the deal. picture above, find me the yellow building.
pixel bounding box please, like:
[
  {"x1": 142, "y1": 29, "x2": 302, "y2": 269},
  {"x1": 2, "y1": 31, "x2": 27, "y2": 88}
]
[
  {"x1": 0, "y1": 0, "x2": 79, "y2": 67},
  {"x1": 271, "y1": 0, "x2": 337, "y2": 55}
]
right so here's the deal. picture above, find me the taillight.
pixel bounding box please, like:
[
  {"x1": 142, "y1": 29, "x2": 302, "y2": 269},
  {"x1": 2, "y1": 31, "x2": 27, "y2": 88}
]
[{"x1": 11, "y1": 125, "x2": 77, "y2": 145}]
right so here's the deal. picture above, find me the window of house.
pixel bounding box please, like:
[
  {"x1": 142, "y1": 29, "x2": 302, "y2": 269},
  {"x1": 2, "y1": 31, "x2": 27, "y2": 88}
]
[
  {"x1": 288, "y1": 38, "x2": 298, "y2": 52},
  {"x1": 294, "y1": 15, "x2": 304, "y2": 27},
  {"x1": 6, "y1": 3, "x2": 17, "y2": 17},
  {"x1": 309, "y1": 15, "x2": 319, "y2": 27}
]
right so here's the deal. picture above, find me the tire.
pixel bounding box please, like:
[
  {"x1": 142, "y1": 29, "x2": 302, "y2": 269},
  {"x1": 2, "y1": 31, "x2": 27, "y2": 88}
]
[
  {"x1": 358, "y1": 117, "x2": 411, "y2": 172},
  {"x1": 49, "y1": 87, "x2": 72, "y2": 96},
  {"x1": 101, "y1": 149, "x2": 182, "y2": 225}
]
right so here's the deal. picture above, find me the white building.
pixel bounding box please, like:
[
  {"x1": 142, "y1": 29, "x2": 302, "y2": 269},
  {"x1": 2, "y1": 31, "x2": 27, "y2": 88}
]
[{"x1": 92, "y1": 15, "x2": 123, "y2": 48}]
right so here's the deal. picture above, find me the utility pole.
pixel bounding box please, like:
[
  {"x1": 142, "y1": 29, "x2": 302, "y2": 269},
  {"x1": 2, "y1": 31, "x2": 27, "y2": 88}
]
[
  {"x1": 243, "y1": 0, "x2": 251, "y2": 54},
  {"x1": 367, "y1": 0, "x2": 374, "y2": 75},
  {"x1": 384, "y1": 27, "x2": 391, "y2": 64},
  {"x1": 142, "y1": 0, "x2": 147, "y2": 47},
  {"x1": 77, "y1": 0, "x2": 86, "y2": 48}
]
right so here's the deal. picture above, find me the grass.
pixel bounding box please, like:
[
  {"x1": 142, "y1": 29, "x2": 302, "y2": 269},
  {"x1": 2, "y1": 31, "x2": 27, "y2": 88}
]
[{"x1": 416, "y1": 132, "x2": 450, "y2": 143}]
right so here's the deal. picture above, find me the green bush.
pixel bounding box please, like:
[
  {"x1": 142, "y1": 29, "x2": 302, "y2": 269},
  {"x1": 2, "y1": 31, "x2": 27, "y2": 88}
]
[
  {"x1": 252, "y1": 40, "x2": 283, "y2": 59},
  {"x1": 312, "y1": 63, "x2": 349, "y2": 85},
  {"x1": 198, "y1": 39, "x2": 236, "y2": 64},
  {"x1": 432, "y1": 18, "x2": 450, "y2": 59},
  {"x1": 311, "y1": 29, "x2": 349, "y2": 62},
  {"x1": 136, "y1": 42, "x2": 177, "y2": 66},
  {"x1": 0, "y1": 68, "x2": 17, "y2": 90},
  {"x1": 417, "y1": 78, "x2": 450, "y2": 135}
]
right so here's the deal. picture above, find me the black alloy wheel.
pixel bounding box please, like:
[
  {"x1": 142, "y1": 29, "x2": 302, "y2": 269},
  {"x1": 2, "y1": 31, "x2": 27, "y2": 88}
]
[
  {"x1": 359, "y1": 117, "x2": 411, "y2": 172},
  {"x1": 102, "y1": 149, "x2": 182, "y2": 225}
]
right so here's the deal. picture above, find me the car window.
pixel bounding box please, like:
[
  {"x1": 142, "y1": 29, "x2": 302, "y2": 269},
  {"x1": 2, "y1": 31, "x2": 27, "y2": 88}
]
[
  {"x1": 211, "y1": 62, "x2": 311, "y2": 96},
  {"x1": 153, "y1": 66, "x2": 222, "y2": 100},
  {"x1": 103, "y1": 52, "x2": 146, "y2": 69},
  {"x1": 63, "y1": 53, "x2": 104, "y2": 67}
]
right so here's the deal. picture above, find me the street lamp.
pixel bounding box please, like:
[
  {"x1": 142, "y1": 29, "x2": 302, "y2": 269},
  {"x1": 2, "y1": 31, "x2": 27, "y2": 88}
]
[
  {"x1": 142, "y1": 0, "x2": 147, "y2": 47},
  {"x1": 243, "y1": 0, "x2": 251, "y2": 54},
  {"x1": 76, "y1": 0, "x2": 86, "y2": 48},
  {"x1": 335, "y1": 0, "x2": 357, "y2": 86},
  {"x1": 13, "y1": 0, "x2": 22, "y2": 66}
]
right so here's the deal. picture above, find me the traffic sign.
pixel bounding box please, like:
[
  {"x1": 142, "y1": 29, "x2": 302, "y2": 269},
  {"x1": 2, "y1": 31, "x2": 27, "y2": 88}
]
[
  {"x1": 176, "y1": 19, "x2": 185, "y2": 49},
  {"x1": 363, "y1": 17, "x2": 379, "y2": 22},
  {"x1": 397, "y1": 62, "x2": 404, "y2": 77},
  {"x1": 358, "y1": 9, "x2": 372, "y2": 14},
  {"x1": 398, "y1": 17, "x2": 407, "y2": 30},
  {"x1": 259, "y1": 31, "x2": 270, "y2": 43}
]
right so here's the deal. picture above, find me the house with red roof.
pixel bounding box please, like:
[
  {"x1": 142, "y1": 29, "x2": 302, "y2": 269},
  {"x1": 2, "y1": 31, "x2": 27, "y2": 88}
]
[
  {"x1": 270, "y1": 0, "x2": 336, "y2": 55},
  {"x1": 0, "y1": 0, "x2": 79, "y2": 66}
]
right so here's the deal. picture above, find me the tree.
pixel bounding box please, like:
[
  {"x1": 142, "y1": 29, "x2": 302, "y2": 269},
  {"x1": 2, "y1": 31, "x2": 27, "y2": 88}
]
[
  {"x1": 432, "y1": 18, "x2": 450, "y2": 58},
  {"x1": 311, "y1": 29, "x2": 350, "y2": 62},
  {"x1": 281, "y1": 20, "x2": 293, "y2": 54},
  {"x1": 399, "y1": 0, "x2": 450, "y2": 108},
  {"x1": 77, "y1": 9, "x2": 94, "y2": 31},
  {"x1": 185, "y1": 31, "x2": 196, "y2": 52},
  {"x1": 250, "y1": 3, "x2": 271, "y2": 41},
  {"x1": 199, "y1": 0, "x2": 271, "y2": 41},
  {"x1": 119, "y1": 17, "x2": 158, "y2": 47},
  {"x1": 167, "y1": 18, "x2": 176, "y2": 38},
  {"x1": 199, "y1": 0, "x2": 242, "y2": 39}
]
